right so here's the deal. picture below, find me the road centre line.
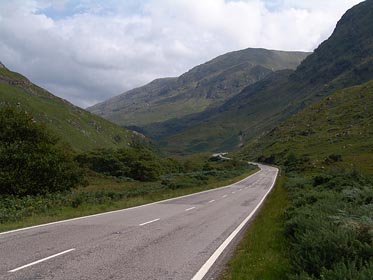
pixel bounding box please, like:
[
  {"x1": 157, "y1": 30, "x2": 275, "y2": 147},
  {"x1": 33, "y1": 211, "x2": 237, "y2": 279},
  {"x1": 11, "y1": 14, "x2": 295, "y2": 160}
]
[
  {"x1": 222, "y1": 195, "x2": 228, "y2": 198},
  {"x1": 8, "y1": 249, "x2": 76, "y2": 273},
  {"x1": 0, "y1": 168, "x2": 263, "y2": 236},
  {"x1": 231, "y1": 191, "x2": 236, "y2": 194},
  {"x1": 208, "y1": 200, "x2": 215, "y2": 203},
  {"x1": 185, "y1": 207, "x2": 196, "y2": 211},
  {"x1": 191, "y1": 168, "x2": 279, "y2": 280},
  {"x1": 139, "y1": 218, "x2": 160, "y2": 226}
]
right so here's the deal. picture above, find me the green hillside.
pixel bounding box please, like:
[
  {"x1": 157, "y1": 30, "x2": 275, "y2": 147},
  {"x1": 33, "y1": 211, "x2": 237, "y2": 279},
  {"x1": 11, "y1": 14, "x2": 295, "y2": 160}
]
[
  {"x1": 142, "y1": 0, "x2": 373, "y2": 154},
  {"x1": 0, "y1": 66, "x2": 137, "y2": 151},
  {"x1": 222, "y1": 80, "x2": 373, "y2": 279},
  {"x1": 241, "y1": 80, "x2": 373, "y2": 174},
  {"x1": 88, "y1": 48, "x2": 309, "y2": 126},
  {"x1": 144, "y1": 70, "x2": 294, "y2": 154}
]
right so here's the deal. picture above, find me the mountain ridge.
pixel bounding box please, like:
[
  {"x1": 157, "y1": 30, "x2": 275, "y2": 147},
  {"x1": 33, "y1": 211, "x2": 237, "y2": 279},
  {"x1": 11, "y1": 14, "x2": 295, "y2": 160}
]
[
  {"x1": 0, "y1": 65, "x2": 139, "y2": 151},
  {"x1": 88, "y1": 48, "x2": 309, "y2": 126},
  {"x1": 239, "y1": 79, "x2": 373, "y2": 174},
  {"x1": 140, "y1": 0, "x2": 373, "y2": 154}
]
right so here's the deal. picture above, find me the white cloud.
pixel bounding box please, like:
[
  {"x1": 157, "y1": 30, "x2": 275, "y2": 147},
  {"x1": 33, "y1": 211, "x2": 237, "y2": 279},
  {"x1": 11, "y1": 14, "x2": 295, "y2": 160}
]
[{"x1": 0, "y1": 0, "x2": 364, "y2": 107}]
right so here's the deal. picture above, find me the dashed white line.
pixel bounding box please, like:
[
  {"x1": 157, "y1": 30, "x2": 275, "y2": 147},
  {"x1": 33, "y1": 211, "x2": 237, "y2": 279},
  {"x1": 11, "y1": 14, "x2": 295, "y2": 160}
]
[
  {"x1": 238, "y1": 189, "x2": 242, "y2": 192},
  {"x1": 191, "y1": 167, "x2": 279, "y2": 280},
  {"x1": 185, "y1": 207, "x2": 196, "y2": 212},
  {"x1": 222, "y1": 195, "x2": 228, "y2": 198},
  {"x1": 0, "y1": 169, "x2": 262, "y2": 236},
  {"x1": 139, "y1": 218, "x2": 160, "y2": 226},
  {"x1": 208, "y1": 200, "x2": 215, "y2": 203},
  {"x1": 231, "y1": 191, "x2": 236, "y2": 194},
  {"x1": 8, "y1": 248, "x2": 76, "y2": 273}
]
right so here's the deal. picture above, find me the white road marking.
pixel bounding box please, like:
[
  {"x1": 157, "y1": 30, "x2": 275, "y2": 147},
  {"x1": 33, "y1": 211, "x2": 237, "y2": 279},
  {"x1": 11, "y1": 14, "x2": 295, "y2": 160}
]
[
  {"x1": 0, "y1": 169, "x2": 262, "y2": 236},
  {"x1": 8, "y1": 249, "x2": 75, "y2": 273},
  {"x1": 139, "y1": 218, "x2": 160, "y2": 226},
  {"x1": 208, "y1": 200, "x2": 215, "y2": 203},
  {"x1": 238, "y1": 189, "x2": 242, "y2": 192},
  {"x1": 185, "y1": 207, "x2": 196, "y2": 212},
  {"x1": 191, "y1": 167, "x2": 279, "y2": 280},
  {"x1": 222, "y1": 195, "x2": 228, "y2": 198},
  {"x1": 231, "y1": 191, "x2": 236, "y2": 194}
]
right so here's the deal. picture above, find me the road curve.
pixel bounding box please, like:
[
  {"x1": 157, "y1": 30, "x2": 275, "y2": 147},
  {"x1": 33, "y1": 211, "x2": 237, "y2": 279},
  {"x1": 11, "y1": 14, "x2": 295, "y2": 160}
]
[{"x1": 0, "y1": 164, "x2": 278, "y2": 280}]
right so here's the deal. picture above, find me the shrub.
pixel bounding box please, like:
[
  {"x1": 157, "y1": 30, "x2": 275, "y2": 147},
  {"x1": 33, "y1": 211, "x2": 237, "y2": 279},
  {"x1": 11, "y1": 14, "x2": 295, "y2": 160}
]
[
  {"x1": 324, "y1": 154, "x2": 343, "y2": 164},
  {"x1": 284, "y1": 170, "x2": 373, "y2": 279},
  {"x1": 320, "y1": 261, "x2": 373, "y2": 280},
  {"x1": 76, "y1": 146, "x2": 163, "y2": 181},
  {"x1": 258, "y1": 154, "x2": 276, "y2": 164},
  {"x1": 283, "y1": 153, "x2": 311, "y2": 173},
  {"x1": 0, "y1": 106, "x2": 84, "y2": 196}
]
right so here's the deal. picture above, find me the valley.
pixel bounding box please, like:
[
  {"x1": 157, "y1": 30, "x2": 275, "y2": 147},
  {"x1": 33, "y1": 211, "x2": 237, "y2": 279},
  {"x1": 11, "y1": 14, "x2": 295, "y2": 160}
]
[
  {"x1": 1, "y1": 0, "x2": 373, "y2": 279},
  {"x1": 88, "y1": 48, "x2": 309, "y2": 127}
]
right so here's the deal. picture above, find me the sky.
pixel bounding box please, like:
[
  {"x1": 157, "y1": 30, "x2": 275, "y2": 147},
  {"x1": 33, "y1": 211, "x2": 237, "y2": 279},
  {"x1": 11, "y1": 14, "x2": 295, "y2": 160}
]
[{"x1": 0, "y1": 0, "x2": 364, "y2": 108}]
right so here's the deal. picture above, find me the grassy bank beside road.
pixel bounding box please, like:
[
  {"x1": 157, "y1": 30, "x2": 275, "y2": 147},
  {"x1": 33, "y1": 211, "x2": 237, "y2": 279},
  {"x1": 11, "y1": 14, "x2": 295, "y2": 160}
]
[
  {"x1": 0, "y1": 165, "x2": 258, "y2": 233},
  {"x1": 220, "y1": 175, "x2": 290, "y2": 280}
]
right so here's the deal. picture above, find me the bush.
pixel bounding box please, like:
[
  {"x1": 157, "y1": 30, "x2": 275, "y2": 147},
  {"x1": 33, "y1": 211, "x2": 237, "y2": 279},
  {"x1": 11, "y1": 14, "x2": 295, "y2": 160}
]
[
  {"x1": 283, "y1": 153, "x2": 311, "y2": 173},
  {"x1": 324, "y1": 154, "x2": 343, "y2": 164},
  {"x1": 0, "y1": 106, "x2": 84, "y2": 196},
  {"x1": 76, "y1": 146, "x2": 163, "y2": 181},
  {"x1": 258, "y1": 154, "x2": 276, "y2": 164},
  {"x1": 284, "y1": 170, "x2": 373, "y2": 279},
  {"x1": 320, "y1": 261, "x2": 373, "y2": 280}
]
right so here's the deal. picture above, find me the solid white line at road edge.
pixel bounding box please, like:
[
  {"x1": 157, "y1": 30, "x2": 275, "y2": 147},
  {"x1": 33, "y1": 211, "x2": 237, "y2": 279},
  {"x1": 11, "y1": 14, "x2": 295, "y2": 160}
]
[
  {"x1": 0, "y1": 166, "x2": 263, "y2": 236},
  {"x1": 191, "y1": 167, "x2": 278, "y2": 280},
  {"x1": 8, "y1": 248, "x2": 76, "y2": 273}
]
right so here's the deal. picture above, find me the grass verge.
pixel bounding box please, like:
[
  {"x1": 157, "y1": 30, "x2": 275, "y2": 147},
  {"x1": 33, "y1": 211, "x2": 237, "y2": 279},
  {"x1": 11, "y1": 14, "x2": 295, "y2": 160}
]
[
  {"x1": 0, "y1": 167, "x2": 258, "y2": 233},
  {"x1": 219, "y1": 174, "x2": 290, "y2": 280}
]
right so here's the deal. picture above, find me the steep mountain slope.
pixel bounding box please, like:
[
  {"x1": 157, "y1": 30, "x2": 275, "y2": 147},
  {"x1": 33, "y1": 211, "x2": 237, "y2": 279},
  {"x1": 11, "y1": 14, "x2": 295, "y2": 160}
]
[
  {"x1": 237, "y1": 80, "x2": 373, "y2": 279},
  {"x1": 0, "y1": 65, "x2": 137, "y2": 151},
  {"x1": 241, "y1": 80, "x2": 373, "y2": 174},
  {"x1": 145, "y1": 0, "x2": 373, "y2": 154},
  {"x1": 88, "y1": 48, "x2": 309, "y2": 126}
]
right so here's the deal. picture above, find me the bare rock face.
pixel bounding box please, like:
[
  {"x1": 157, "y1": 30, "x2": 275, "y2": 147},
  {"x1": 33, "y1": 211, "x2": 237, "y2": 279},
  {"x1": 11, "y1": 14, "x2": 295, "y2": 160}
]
[{"x1": 0, "y1": 62, "x2": 6, "y2": 69}]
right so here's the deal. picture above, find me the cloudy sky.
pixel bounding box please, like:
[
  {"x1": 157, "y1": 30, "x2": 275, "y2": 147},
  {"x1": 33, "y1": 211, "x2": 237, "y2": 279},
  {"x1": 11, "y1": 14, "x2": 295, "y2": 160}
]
[{"x1": 0, "y1": 0, "x2": 364, "y2": 108}]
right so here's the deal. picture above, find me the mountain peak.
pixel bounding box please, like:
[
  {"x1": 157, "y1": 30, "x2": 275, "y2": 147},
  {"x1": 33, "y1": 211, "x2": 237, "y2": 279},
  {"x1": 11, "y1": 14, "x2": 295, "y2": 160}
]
[
  {"x1": 88, "y1": 48, "x2": 309, "y2": 127},
  {"x1": 136, "y1": 0, "x2": 373, "y2": 154},
  {"x1": 291, "y1": 0, "x2": 373, "y2": 88}
]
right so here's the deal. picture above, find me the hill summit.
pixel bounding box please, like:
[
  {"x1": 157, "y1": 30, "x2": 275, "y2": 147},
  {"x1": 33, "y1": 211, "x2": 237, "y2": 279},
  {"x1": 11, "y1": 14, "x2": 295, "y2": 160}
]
[
  {"x1": 88, "y1": 48, "x2": 309, "y2": 126},
  {"x1": 137, "y1": 0, "x2": 373, "y2": 154},
  {"x1": 0, "y1": 64, "x2": 137, "y2": 151}
]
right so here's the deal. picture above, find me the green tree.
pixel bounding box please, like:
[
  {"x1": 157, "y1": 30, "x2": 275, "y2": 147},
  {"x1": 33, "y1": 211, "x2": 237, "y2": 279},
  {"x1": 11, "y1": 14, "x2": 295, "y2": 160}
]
[
  {"x1": 0, "y1": 106, "x2": 84, "y2": 196},
  {"x1": 76, "y1": 146, "x2": 163, "y2": 181}
]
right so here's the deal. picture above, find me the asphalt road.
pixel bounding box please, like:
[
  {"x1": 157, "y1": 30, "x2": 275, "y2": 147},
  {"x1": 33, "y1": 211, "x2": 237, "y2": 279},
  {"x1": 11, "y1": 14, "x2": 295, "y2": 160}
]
[{"x1": 0, "y1": 164, "x2": 278, "y2": 280}]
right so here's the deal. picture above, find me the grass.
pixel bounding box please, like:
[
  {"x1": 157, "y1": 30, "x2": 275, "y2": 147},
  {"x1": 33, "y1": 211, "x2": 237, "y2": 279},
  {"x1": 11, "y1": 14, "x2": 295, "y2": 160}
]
[
  {"x1": 0, "y1": 167, "x2": 258, "y2": 233},
  {"x1": 226, "y1": 81, "x2": 373, "y2": 279},
  {"x1": 241, "y1": 80, "x2": 373, "y2": 174},
  {"x1": 0, "y1": 68, "x2": 134, "y2": 152},
  {"x1": 219, "y1": 174, "x2": 290, "y2": 280}
]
